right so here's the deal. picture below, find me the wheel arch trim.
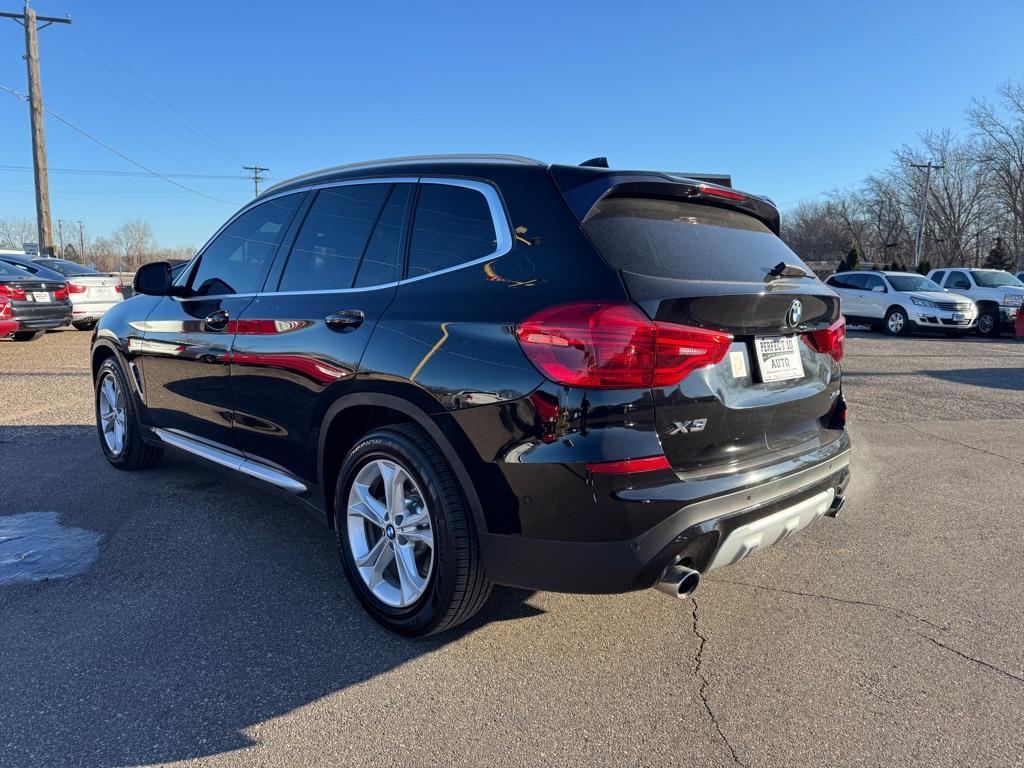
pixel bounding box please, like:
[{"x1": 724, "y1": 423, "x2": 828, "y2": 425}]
[{"x1": 317, "y1": 392, "x2": 488, "y2": 535}]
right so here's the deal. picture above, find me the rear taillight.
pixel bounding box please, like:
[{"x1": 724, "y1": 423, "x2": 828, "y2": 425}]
[
  {"x1": 0, "y1": 284, "x2": 26, "y2": 300},
  {"x1": 515, "y1": 302, "x2": 733, "y2": 389},
  {"x1": 114, "y1": 283, "x2": 123, "y2": 293},
  {"x1": 804, "y1": 316, "x2": 846, "y2": 362},
  {"x1": 0, "y1": 298, "x2": 10, "y2": 318},
  {"x1": 67, "y1": 282, "x2": 88, "y2": 294},
  {"x1": 53, "y1": 287, "x2": 69, "y2": 300}
]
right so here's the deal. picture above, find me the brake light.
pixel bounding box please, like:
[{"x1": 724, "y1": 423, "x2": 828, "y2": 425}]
[
  {"x1": 0, "y1": 284, "x2": 26, "y2": 300},
  {"x1": 805, "y1": 316, "x2": 846, "y2": 362},
  {"x1": 515, "y1": 302, "x2": 733, "y2": 389},
  {"x1": 53, "y1": 287, "x2": 69, "y2": 300},
  {"x1": 586, "y1": 455, "x2": 671, "y2": 475},
  {"x1": 0, "y1": 298, "x2": 10, "y2": 318},
  {"x1": 114, "y1": 283, "x2": 123, "y2": 293},
  {"x1": 698, "y1": 183, "x2": 746, "y2": 202},
  {"x1": 67, "y1": 282, "x2": 88, "y2": 294}
]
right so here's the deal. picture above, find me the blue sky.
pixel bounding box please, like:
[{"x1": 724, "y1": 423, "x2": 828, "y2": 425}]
[{"x1": 1, "y1": 0, "x2": 1022, "y2": 248}]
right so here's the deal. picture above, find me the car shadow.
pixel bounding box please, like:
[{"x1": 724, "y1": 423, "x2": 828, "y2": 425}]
[
  {"x1": 0, "y1": 425, "x2": 543, "y2": 767},
  {"x1": 923, "y1": 367, "x2": 1024, "y2": 391}
]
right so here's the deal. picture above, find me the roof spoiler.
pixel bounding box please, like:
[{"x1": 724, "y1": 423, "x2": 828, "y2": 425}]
[{"x1": 551, "y1": 165, "x2": 780, "y2": 234}]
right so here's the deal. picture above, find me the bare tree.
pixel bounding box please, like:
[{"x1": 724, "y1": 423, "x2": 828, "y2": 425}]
[
  {"x1": 110, "y1": 220, "x2": 153, "y2": 271},
  {"x1": 0, "y1": 217, "x2": 37, "y2": 249},
  {"x1": 969, "y1": 81, "x2": 1024, "y2": 270}
]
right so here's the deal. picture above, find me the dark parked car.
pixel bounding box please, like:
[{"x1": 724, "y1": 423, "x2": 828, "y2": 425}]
[
  {"x1": 0, "y1": 256, "x2": 71, "y2": 340},
  {"x1": 90, "y1": 155, "x2": 851, "y2": 635}
]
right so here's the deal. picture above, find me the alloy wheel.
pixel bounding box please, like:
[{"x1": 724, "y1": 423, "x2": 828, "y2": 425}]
[
  {"x1": 97, "y1": 372, "x2": 127, "y2": 456},
  {"x1": 887, "y1": 312, "x2": 905, "y2": 334},
  {"x1": 346, "y1": 458, "x2": 435, "y2": 608}
]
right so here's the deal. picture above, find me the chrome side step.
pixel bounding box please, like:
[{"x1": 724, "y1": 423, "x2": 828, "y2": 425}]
[{"x1": 152, "y1": 428, "x2": 307, "y2": 494}]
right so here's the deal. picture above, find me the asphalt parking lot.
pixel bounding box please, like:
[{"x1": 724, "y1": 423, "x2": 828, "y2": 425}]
[{"x1": 1, "y1": 329, "x2": 1022, "y2": 768}]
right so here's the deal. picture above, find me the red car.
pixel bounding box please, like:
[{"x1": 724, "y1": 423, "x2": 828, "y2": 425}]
[{"x1": 0, "y1": 295, "x2": 19, "y2": 336}]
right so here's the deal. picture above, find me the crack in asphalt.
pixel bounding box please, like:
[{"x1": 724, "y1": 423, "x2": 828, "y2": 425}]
[
  {"x1": 913, "y1": 631, "x2": 1024, "y2": 687},
  {"x1": 714, "y1": 578, "x2": 949, "y2": 632},
  {"x1": 691, "y1": 597, "x2": 748, "y2": 768},
  {"x1": 902, "y1": 423, "x2": 1024, "y2": 468}
]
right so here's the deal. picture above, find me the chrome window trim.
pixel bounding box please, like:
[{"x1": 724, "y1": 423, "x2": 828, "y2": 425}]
[{"x1": 178, "y1": 176, "x2": 514, "y2": 300}]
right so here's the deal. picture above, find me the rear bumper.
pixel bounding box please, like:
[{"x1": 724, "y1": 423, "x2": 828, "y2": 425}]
[
  {"x1": 71, "y1": 300, "x2": 120, "y2": 320},
  {"x1": 480, "y1": 438, "x2": 851, "y2": 593},
  {"x1": 11, "y1": 301, "x2": 73, "y2": 329}
]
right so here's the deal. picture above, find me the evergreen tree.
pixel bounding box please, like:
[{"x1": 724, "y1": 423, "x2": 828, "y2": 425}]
[
  {"x1": 844, "y1": 243, "x2": 862, "y2": 272},
  {"x1": 984, "y1": 237, "x2": 1013, "y2": 270}
]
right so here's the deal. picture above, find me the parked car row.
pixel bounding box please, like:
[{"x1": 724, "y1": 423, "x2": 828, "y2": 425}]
[
  {"x1": 0, "y1": 253, "x2": 124, "y2": 341},
  {"x1": 825, "y1": 268, "x2": 1024, "y2": 337}
]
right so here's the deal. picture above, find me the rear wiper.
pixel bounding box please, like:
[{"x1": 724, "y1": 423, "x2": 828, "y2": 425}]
[{"x1": 766, "y1": 261, "x2": 813, "y2": 281}]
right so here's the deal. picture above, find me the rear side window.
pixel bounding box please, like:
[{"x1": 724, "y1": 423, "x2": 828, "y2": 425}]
[
  {"x1": 582, "y1": 198, "x2": 811, "y2": 282},
  {"x1": 279, "y1": 184, "x2": 390, "y2": 291},
  {"x1": 407, "y1": 183, "x2": 497, "y2": 278},
  {"x1": 354, "y1": 183, "x2": 413, "y2": 288},
  {"x1": 190, "y1": 193, "x2": 303, "y2": 296}
]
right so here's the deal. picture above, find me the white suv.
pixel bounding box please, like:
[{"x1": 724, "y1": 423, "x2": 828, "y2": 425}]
[
  {"x1": 825, "y1": 270, "x2": 976, "y2": 336},
  {"x1": 927, "y1": 268, "x2": 1024, "y2": 337}
]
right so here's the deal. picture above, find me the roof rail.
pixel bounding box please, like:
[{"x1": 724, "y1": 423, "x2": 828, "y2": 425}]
[{"x1": 262, "y1": 154, "x2": 545, "y2": 196}]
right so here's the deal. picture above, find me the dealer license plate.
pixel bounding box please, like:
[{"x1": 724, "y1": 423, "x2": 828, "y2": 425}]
[
  {"x1": 32, "y1": 291, "x2": 51, "y2": 302},
  {"x1": 754, "y1": 335, "x2": 804, "y2": 383}
]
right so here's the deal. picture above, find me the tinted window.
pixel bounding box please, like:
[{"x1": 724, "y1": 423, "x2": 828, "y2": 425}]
[
  {"x1": 189, "y1": 193, "x2": 303, "y2": 296},
  {"x1": 947, "y1": 271, "x2": 971, "y2": 290},
  {"x1": 582, "y1": 198, "x2": 812, "y2": 282},
  {"x1": 862, "y1": 274, "x2": 885, "y2": 291},
  {"x1": 930, "y1": 270, "x2": 945, "y2": 286},
  {"x1": 35, "y1": 259, "x2": 101, "y2": 276},
  {"x1": 355, "y1": 183, "x2": 413, "y2": 288},
  {"x1": 0, "y1": 261, "x2": 32, "y2": 277},
  {"x1": 828, "y1": 273, "x2": 859, "y2": 290},
  {"x1": 843, "y1": 273, "x2": 869, "y2": 289},
  {"x1": 279, "y1": 185, "x2": 390, "y2": 291},
  {"x1": 408, "y1": 183, "x2": 497, "y2": 278},
  {"x1": 0, "y1": 257, "x2": 64, "y2": 281}
]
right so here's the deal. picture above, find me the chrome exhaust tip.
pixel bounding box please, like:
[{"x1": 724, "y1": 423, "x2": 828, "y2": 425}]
[{"x1": 654, "y1": 563, "x2": 701, "y2": 600}]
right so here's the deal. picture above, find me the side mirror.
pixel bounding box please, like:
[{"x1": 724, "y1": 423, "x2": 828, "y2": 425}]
[
  {"x1": 133, "y1": 261, "x2": 172, "y2": 296},
  {"x1": 872, "y1": 285, "x2": 886, "y2": 293}
]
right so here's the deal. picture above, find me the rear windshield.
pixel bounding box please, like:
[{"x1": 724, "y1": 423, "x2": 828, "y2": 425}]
[
  {"x1": 582, "y1": 198, "x2": 809, "y2": 282},
  {"x1": 38, "y1": 259, "x2": 101, "y2": 276},
  {"x1": 0, "y1": 261, "x2": 32, "y2": 277}
]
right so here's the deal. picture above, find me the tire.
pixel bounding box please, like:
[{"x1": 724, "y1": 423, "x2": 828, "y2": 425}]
[
  {"x1": 12, "y1": 330, "x2": 44, "y2": 342},
  {"x1": 73, "y1": 320, "x2": 97, "y2": 331},
  {"x1": 334, "y1": 424, "x2": 491, "y2": 637},
  {"x1": 976, "y1": 308, "x2": 1001, "y2": 337},
  {"x1": 94, "y1": 357, "x2": 163, "y2": 470},
  {"x1": 884, "y1": 307, "x2": 910, "y2": 336}
]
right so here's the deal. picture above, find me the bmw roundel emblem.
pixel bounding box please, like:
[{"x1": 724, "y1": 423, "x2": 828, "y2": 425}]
[{"x1": 787, "y1": 299, "x2": 803, "y2": 328}]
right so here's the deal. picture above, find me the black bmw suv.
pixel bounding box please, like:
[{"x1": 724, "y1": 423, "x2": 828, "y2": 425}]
[{"x1": 91, "y1": 155, "x2": 850, "y2": 636}]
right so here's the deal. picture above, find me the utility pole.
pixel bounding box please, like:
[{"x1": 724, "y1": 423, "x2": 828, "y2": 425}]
[
  {"x1": 56, "y1": 217, "x2": 65, "y2": 257},
  {"x1": 75, "y1": 219, "x2": 85, "y2": 263},
  {"x1": 1, "y1": 3, "x2": 71, "y2": 257},
  {"x1": 910, "y1": 162, "x2": 943, "y2": 268},
  {"x1": 243, "y1": 165, "x2": 270, "y2": 198}
]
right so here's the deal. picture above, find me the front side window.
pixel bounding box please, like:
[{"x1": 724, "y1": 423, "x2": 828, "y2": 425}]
[
  {"x1": 947, "y1": 271, "x2": 971, "y2": 290},
  {"x1": 843, "y1": 273, "x2": 869, "y2": 290},
  {"x1": 930, "y1": 270, "x2": 945, "y2": 286},
  {"x1": 189, "y1": 193, "x2": 303, "y2": 296},
  {"x1": 827, "y1": 274, "x2": 857, "y2": 290},
  {"x1": 278, "y1": 185, "x2": 390, "y2": 291},
  {"x1": 862, "y1": 274, "x2": 885, "y2": 291},
  {"x1": 407, "y1": 183, "x2": 497, "y2": 279}
]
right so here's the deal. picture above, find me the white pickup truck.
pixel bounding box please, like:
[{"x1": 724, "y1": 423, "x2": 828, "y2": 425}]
[{"x1": 926, "y1": 268, "x2": 1024, "y2": 336}]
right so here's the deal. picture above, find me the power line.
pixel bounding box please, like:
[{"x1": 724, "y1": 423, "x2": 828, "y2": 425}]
[
  {"x1": 0, "y1": 84, "x2": 241, "y2": 206},
  {"x1": 77, "y1": 26, "x2": 245, "y2": 164},
  {"x1": 0, "y1": 164, "x2": 246, "y2": 179}
]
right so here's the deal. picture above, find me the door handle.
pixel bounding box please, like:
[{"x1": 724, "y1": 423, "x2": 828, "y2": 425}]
[
  {"x1": 325, "y1": 310, "x2": 365, "y2": 331},
  {"x1": 205, "y1": 309, "x2": 230, "y2": 331}
]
